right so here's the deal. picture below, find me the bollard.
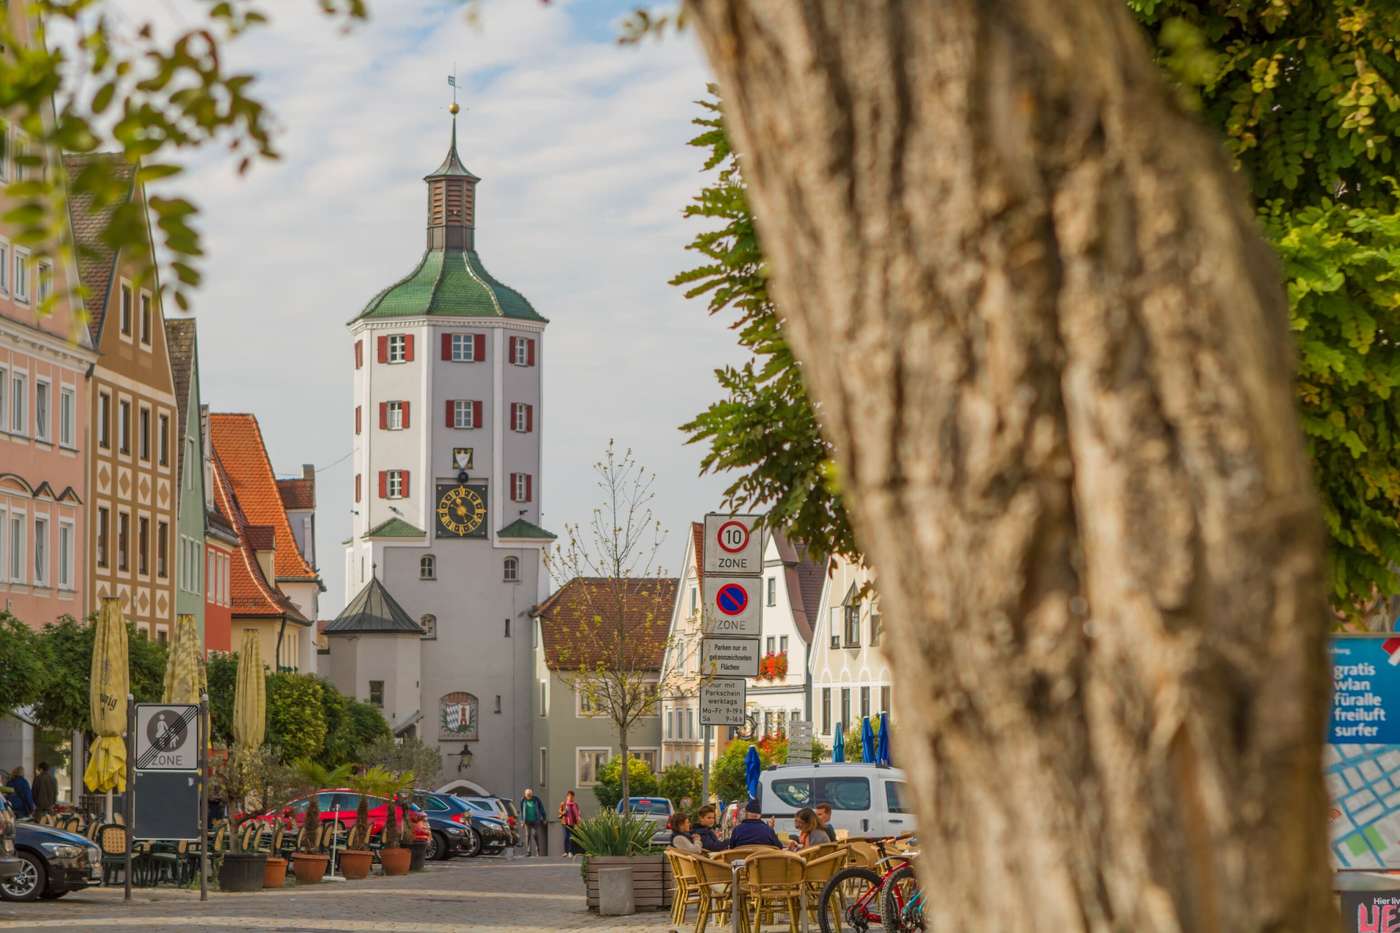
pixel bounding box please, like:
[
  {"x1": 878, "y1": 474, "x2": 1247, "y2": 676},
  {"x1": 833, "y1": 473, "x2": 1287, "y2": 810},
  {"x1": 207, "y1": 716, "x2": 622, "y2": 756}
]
[{"x1": 599, "y1": 866, "x2": 636, "y2": 916}]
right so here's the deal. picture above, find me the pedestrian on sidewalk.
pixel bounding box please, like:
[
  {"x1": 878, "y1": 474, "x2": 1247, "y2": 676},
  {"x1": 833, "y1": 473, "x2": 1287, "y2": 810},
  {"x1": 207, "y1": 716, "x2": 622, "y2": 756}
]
[
  {"x1": 520, "y1": 787, "x2": 546, "y2": 857},
  {"x1": 558, "y1": 790, "x2": 581, "y2": 857},
  {"x1": 5, "y1": 765, "x2": 34, "y2": 819},
  {"x1": 32, "y1": 761, "x2": 58, "y2": 821}
]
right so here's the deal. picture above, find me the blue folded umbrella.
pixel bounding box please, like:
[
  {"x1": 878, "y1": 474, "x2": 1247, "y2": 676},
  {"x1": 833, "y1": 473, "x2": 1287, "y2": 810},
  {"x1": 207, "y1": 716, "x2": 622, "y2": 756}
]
[
  {"x1": 861, "y1": 717, "x2": 876, "y2": 764},
  {"x1": 876, "y1": 711, "x2": 891, "y2": 766},
  {"x1": 833, "y1": 723, "x2": 845, "y2": 763},
  {"x1": 745, "y1": 744, "x2": 762, "y2": 800}
]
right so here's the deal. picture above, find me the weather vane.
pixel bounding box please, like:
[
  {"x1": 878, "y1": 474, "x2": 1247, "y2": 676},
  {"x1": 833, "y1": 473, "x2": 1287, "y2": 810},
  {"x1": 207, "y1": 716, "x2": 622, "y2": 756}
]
[{"x1": 447, "y1": 67, "x2": 461, "y2": 116}]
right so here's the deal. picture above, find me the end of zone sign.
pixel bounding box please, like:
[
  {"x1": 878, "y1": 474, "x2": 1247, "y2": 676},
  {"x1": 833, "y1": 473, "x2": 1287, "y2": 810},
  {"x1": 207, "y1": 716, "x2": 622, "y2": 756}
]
[
  {"x1": 703, "y1": 514, "x2": 765, "y2": 576},
  {"x1": 135, "y1": 703, "x2": 199, "y2": 771}
]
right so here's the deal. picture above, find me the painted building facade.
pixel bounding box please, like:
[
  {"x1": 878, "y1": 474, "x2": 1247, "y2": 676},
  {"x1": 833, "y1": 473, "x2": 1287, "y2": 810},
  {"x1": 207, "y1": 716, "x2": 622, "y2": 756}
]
[
  {"x1": 659, "y1": 523, "x2": 706, "y2": 769},
  {"x1": 807, "y1": 554, "x2": 893, "y2": 743},
  {"x1": 336, "y1": 117, "x2": 554, "y2": 796},
  {"x1": 748, "y1": 531, "x2": 825, "y2": 739},
  {"x1": 68, "y1": 154, "x2": 179, "y2": 642},
  {"x1": 164, "y1": 317, "x2": 207, "y2": 641}
]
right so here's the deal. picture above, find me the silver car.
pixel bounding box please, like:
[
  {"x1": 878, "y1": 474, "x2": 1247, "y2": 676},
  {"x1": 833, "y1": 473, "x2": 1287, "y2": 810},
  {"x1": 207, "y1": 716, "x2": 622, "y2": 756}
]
[{"x1": 615, "y1": 797, "x2": 673, "y2": 847}]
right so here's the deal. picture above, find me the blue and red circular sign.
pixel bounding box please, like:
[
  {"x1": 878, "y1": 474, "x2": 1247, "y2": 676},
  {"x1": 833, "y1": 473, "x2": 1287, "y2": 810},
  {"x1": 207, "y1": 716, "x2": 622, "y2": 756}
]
[{"x1": 715, "y1": 583, "x2": 749, "y2": 616}]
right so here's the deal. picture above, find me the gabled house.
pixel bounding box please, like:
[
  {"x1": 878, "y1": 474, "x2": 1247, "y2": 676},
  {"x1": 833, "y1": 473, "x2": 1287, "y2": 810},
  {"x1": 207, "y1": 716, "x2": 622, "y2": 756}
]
[
  {"x1": 323, "y1": 575, "x2": 424, "y2": 735},
  {"x1": 749, "y1": 530, "x2": 826, "y2": 738},
  {"x1": 659, "y1": 523, "x2": 706, "y2": 768},
  {"x1": 163, "y1": 317, "x2": 207, "y2": 642},
  {"x1": 807, "y1": 554, "x2": 893, "y2": 744},
  {"x1": 209, "y1": 413, "x2": 318, "y2": 670},
  {"x1": 67, "y1": 153, "x2": 178, "y2": 641},
  {"x1": 532, "y1": 576, "x2": 677, "y2": 829}
]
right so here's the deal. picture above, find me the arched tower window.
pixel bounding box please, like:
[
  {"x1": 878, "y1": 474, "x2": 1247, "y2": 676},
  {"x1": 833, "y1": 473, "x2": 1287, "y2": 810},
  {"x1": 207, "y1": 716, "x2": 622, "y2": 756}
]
[
  {"x1": 503, "y1": 556, "x2": 518, "y2": 582},
  {"x1": 421, "y1": 614, "x2": 437, "y2": 640},
  {"x1": 439, "y1": 692, "x2": 478, "y2": 741},
  {"x1": 420, "y1": 555, "x2": 436, "y2": 580}
]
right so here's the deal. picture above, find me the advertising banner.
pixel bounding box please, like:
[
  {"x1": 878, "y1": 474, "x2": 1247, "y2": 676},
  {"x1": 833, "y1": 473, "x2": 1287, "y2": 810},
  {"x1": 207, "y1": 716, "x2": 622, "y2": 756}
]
[{"x1": 1328, "y1": 636, "x2": 1400, "y2": 869}]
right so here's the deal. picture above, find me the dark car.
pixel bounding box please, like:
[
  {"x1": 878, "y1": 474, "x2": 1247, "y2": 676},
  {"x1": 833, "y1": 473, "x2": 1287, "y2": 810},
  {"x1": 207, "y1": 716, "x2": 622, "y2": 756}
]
[
  {"x1": 414, "y1": 792, "x2": 514, "y2": 859},
  {"x1": 459, "y1": 795, "x2": 521, "y2": 847},
  {"x1": 0, "y1": 798, "x2": 19, "y2": 884},
  {"x1": 0, "y1": 821, "x2": 103, "y2": 901}
]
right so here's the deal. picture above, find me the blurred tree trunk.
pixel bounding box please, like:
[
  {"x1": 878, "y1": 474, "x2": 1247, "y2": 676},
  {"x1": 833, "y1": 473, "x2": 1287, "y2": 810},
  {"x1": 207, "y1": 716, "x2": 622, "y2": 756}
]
[{"x1": 685, "y1": 1, "x2": 1334, "y2": 929}]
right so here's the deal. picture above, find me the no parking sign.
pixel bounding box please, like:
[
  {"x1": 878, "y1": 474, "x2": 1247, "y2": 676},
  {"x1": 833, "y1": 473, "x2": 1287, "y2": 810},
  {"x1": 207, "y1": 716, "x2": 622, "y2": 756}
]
[{"x1": 702, "y1": 577, "x2": 760, "y2": 636}]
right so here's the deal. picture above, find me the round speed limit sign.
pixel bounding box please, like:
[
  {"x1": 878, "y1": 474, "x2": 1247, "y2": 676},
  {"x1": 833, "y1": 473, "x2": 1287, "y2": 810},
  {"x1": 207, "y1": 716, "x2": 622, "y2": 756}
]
[
  {"x1": 717, "y1": 520, "x2": 749, "y2": 554},
  {"x1": 704, "y1": 513, "x2": 763, "y2": 574}
]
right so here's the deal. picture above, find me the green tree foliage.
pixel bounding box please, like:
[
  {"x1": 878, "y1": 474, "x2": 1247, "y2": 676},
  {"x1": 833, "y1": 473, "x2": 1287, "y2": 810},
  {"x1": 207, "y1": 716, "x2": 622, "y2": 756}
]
[
  {"x1": 321, "y1": 686, "x2": 390, "y2": 768},
  {"x1": 711, "y1": 740, "x2": 771, "y2": 805},
  {"x1": 0, "y1": 613, "x2": 49, "y2": 713},
  {"x1": 0, "y1": 1, "x2": 366, "y2": 317},
  {"x1": 658, "y1": 762, "x2": 703, "y2": 809},
  {"x1": 678, "y1": 4, "x2": 1400, "y2": 611},
  {"x1": 264, "y1": 672, "x2": 326, "y2": 764},
  {"x1": 206, "y1": 652, "x2": 237, "y2": 746},
  {"x1": 363, "y1": 736, "x2": 441, "y2": 790},
  {"x1": 592, "y1": 755, "x2": 659, "y2": 811},
  {"x1": 29, "y1": 615, "x2": 166, "y2": 733}
]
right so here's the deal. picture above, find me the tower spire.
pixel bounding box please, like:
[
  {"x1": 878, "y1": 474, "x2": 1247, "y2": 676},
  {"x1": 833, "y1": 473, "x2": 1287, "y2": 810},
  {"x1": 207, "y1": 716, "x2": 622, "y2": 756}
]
[{"x1": 425, "y1": 86, "x2": 479, "y2": 251}]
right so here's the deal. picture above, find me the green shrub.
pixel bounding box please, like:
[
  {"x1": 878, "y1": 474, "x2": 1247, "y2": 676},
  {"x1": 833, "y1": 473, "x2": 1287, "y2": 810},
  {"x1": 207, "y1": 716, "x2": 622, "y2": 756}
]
[
  {"x1": 593, "y1": 755, "x2": 659, "y2": 810},
  {"x1": 658, "y1": 763, "x2": 702, "y2": 810},
  {"x1": 571, "y1": 810, "x2": 657, "y2": 857}
]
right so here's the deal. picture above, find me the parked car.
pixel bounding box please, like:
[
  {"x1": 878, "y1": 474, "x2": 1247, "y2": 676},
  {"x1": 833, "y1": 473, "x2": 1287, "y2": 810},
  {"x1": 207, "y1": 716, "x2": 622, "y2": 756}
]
[
  {"x1": 615, "y1": 796, "x2": 674, "y2": 847},
  {"x1": 753, "y1": 763, "x2": 913, "y2": 840},
  {"x1": 0, "y1": 798, "x2": 19, "y2": 884},
  {"x1": 459, "y1": 796, "x2": 520, "y2": 847},
  {"x1": 0, "y1": 821, "x2": 103, "y2": 901},
  {"x1": 254, "y1": 789, "x2": 428, "y2": 842},
  {"x1": 413, "y1": 792, "x2": 514, "y2": 859}
]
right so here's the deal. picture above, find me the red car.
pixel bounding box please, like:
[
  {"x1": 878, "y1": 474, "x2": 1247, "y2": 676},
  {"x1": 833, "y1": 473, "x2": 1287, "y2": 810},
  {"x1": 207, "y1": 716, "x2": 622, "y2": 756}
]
[{"x1": 257, "y1": 789, "x2": 429, "y2": 841}]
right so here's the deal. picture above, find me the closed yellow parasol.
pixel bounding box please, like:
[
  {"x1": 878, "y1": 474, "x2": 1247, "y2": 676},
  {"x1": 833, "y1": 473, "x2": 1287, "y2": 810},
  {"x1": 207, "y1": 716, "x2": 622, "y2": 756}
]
[
  {"x1": 162, "y1": 614, "x2": 202, "y2": 704},
  {"x1": 84, "y1": 597, "x2": 129, "y2": 792},
  {"x1": 233, "y1": 629, "x2": 265, "y2": 753}
]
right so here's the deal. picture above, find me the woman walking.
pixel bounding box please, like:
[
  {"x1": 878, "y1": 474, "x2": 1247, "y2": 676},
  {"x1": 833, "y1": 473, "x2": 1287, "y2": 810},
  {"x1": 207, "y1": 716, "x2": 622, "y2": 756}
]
[{"x1": 558, "y1": 790, "x2": 582, "y2": 857}]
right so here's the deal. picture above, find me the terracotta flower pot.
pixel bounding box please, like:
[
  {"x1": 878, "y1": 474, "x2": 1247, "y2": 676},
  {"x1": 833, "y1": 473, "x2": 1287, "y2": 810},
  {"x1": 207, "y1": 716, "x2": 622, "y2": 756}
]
[
  {"x1": 262, "y1": 856, "x2": 288, "y2": 889},
  {"x1": 290, "y1": 852, "x2": 330, "y2": 885},
  {"x1": 339, "y1": 848, "x2": 373, "y2": 880},
  {"x1": 380, "y1": 845, "x2": 411, "y2": 876}
]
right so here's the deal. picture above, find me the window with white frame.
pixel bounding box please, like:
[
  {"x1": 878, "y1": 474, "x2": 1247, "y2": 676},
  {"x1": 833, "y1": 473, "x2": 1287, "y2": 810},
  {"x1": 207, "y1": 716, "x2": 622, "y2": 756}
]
[
  {"x1": 120, "y1": 283, "x2": 133, "y2": 337},
  {"x1": 59, "y1": 387, "x2": 75, "y2": 447},
  {"x1": 576, "y1": 748, "x2": 610, "y2": 786},
  {"x1": 117, "y1": 510, "x2": 129, "y2": 572},
  {"x1": 512, "y1": 337, "x2": 530, "y2": 366},
  {"x1": 387, "y1": 334, "x2": 406, "y2": 363},
  {"x1": 140, "y1": 291, "x2": 153, "y2": 346},
  {"x1": 96, "y1": 506, "x2": 109, "y2": 568},
  {"x1": 58, "y1": 521, "x2": 73, "y2": 589},
  {"x1": 32, "y1": 515, "x2": 47, "y2": 585},
  {"x1": 138, "y1": 406, "x2": 151, "y2": 461},
  {"x1": 97, "y1": 391, "x2": 110, "y2": 448},
  {"x1": 386, "y1": 470, "x2": 405, "y2": 498},
  {"x1": 9, "y1": 512, "x2": 24, "y2": 583},
  {"x1": 511, "y1": 473, "x2": 529, "y2": 502},
  {"x1": 503, "y1": 556, "x2": 518, "y2": 582},
  {"x1": 10, "y1": 372, "x2": 25, "y2": 436},
  {"x1": 36, "y1": 261, "x2": 51, "y2": 303},
  {"x1": 33, "y1": 380, "x2": 48, "y2": 442},
  {"x1": 158, "y1": 413, "x2": 169, "y2": 467},
  {"x1": 13, "y1": 248, "x2": 29, "y2": 302},
  {"x1": 0, "y1": 241, "x2": 8, "y2": 293},
  {"x1": 420, "y1": 554, "x2": 435, "y2": 580},
  {"x1": 386, "y1": 401, "x2": 405, "y2": 430},
  {"x1": 577, "y1": 688, "x2": 605, "y2": 718},
  {"x1": 452, "y1": 400, "x2": 477, "y2": 429},
  {"x1": 420, "y1": 613, "x2": 437, "y2": 640},
  {"x1": 118, "y1": 399, "x2": 131, "y2": 454},
  {"x1": 450, "y1": 333, "x2": 477, "y2": 361},
  {"x1": 767, "y1": 577, "x2": 777, "y2": 607},
  {"x1": 157, "y1": 521, "x2": 169, "y2": 580},
  {"x1": 629, "y1": 748, "x2": 660, "y2": 772},
  {"x1": 511, "y1": 403, "x2": 530, "y2": 433},
  {"x1": 0, "y1": 508, "x2": 6, "y2": 582}
]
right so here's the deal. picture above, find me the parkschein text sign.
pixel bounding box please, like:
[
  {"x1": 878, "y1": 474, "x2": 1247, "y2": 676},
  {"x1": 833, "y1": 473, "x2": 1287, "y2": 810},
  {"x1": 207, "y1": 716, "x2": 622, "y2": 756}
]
[{"x1": 700, "y1": 677, "x2": 746, "y2": 727}]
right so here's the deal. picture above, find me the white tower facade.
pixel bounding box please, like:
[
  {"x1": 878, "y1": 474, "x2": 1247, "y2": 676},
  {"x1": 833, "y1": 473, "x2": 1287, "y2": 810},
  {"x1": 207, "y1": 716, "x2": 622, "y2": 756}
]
[{"x1": 338, "y1": 117, "x2": 555, "y2": 795}]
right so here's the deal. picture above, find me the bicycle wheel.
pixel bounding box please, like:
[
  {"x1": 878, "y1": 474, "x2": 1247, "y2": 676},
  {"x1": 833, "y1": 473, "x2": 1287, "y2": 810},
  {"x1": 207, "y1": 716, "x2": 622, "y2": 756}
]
[
  {"x1": 879, "y1": 863, "x2": 923, "y2": 931},
  {"x1": 818, "y1": 865, "x2": 884, "y2": 933}
]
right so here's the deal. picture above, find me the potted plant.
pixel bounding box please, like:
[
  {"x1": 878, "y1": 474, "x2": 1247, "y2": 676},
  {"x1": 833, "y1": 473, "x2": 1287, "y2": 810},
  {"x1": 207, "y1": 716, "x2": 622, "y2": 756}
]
[
  {"x1": 573, "y1": 810, "x2": 670, "y2": 912},
  {"x1": 375, "y1": 769, "x2": 414, "y2": 876},
  {"x1": 337, "y1": 767, "x2": 382, "y2": 880},
  {"x1": 288, "y1": 759, "x2": 353, "y2": 884},
  {"x1": 209, "y1": 747, "x2": 289, "y2": 892}
]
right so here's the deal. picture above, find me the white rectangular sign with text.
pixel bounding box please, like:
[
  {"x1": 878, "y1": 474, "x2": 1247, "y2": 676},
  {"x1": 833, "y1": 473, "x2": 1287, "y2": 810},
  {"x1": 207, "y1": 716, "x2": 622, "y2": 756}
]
[
  {"x1": 700, "y1": 678, "x2": 747, "y2": 726},
  {"x1": 701, "y1": 637, "x2": 761, "y2": 678}
]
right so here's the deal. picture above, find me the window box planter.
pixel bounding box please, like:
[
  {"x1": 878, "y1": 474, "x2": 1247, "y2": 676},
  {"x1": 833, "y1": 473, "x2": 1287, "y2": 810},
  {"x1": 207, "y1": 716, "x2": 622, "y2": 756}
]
[{"x1": 583, "y1": 855, "x2": 674, "y2": 912}]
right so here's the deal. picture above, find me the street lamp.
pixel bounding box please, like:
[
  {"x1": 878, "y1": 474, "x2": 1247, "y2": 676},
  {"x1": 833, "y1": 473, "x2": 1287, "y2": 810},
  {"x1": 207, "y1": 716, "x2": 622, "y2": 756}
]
[{"x1": 456, "y1": 743, "x2": 473, "y2": 772}]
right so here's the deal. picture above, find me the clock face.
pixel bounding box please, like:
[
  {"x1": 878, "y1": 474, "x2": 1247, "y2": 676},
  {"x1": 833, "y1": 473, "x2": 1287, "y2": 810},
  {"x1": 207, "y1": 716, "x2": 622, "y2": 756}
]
[{"x1": 436, "y1": 484, "x2": 488, "y2": 538}]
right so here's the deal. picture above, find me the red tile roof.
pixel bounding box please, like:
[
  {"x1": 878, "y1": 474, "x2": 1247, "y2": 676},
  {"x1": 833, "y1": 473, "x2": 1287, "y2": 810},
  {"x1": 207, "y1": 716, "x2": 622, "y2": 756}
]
[
  {"x1": 209, "y1": 413, "x2": 318, "y2": 582},
  {"x1": 210, "y1": 452, "x2": 306, "y2": 622},
  {"x1": 277, "y1": 477, "x2": 315, "y2": 511},
  {"x1": 771, "y1": 529, "x2": 827, "y2": 643},
  {"x1": 535, "y1": 577, "x2": 679, "y2": 671},
  {"x1": 691, "y1": 522, "x2": 704, "y2": 584},
  {"x1": 244, "y1": 524, "x2": 276, "y2": 551},
  {"x1": 63, "y1": 153, "x2": 137, "y2": 343}
]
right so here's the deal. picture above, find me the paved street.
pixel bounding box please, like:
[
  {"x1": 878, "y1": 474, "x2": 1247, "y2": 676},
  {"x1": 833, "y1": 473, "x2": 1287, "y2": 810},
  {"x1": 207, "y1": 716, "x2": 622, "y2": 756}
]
[{"x1": 0, "y1": 856, "x2": 673, "y2": 932}]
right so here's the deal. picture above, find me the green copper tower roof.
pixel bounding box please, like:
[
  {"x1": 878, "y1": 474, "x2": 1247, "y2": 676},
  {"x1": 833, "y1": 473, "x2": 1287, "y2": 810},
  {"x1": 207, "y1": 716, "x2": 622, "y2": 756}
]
[{"x1": 352, "y1": 116, "x2": 544, "y2": 324}]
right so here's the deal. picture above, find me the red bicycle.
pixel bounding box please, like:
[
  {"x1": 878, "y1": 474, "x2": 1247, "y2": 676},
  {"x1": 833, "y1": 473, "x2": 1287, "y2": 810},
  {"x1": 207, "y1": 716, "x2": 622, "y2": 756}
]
[{"x1": 816, "y1": 835, "x2": 919, "y2": 932}]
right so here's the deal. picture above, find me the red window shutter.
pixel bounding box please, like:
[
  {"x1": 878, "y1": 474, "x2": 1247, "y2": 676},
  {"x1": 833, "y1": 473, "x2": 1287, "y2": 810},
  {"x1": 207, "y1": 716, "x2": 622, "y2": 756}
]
[
  {"x1": 526, "y1": 404, "x2": 533, "y2": 432},
  {"x1": 472, "y1": 400, "x2": 483, "y2": 428},
  {"x1": 376, "y1": 336, "x2": 388, "y2": 364},
  {"x1": 355, "y1": 474, "x2": 361, "y2": 502},
  {"x1": 378, "y1": 471, "x2": 387, "y2": 498},
  {"x1": 527, "y1": 339, "x2": 536, "y2": 366},
  {"x1": 509, "y1": 473, "x2": 518, "y2": 501},
  {"x1": 402, "y1": 401, "x2": 411, "y2": 429},
  {"x1": 355, "y1": 340, "x2": 363, "y2": 369},
  {"x1": 445, "y1": 400, "x2": 454, "y2": 428},
  {"x1": 474, "y1": 333, "x2": 486, "y2": 361},
  {"x1": 404, "y1": 334, "x2": 414, "y2": 361},
  {"x1": 355, "y1": 406, "x2": 361, "y2": 435},
  {"x1": 378, "y1": 402, "x2": 388, "y2": 430},
  {"x1": 508, "y1": 336, "x2": 517, "y2": 362},
  {"x1": 442, "y1": 333, "x2": 452, "y2": 360},
  {"x1": 525, "y1": 474, "x2": 533, "y2": 502},
  {"x1": 402, "y1": 471, "x2": 410, "y2": 498}
]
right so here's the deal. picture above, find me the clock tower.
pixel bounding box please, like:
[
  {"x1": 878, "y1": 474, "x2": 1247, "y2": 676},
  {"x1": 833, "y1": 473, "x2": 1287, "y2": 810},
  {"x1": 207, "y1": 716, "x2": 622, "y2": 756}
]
[{"x1": 331, "y1": 112, "x2": 555, "y2": 797}]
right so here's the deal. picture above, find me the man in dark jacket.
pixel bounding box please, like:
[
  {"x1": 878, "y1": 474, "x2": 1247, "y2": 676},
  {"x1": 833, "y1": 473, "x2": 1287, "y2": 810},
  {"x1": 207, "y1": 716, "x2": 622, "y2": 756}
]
[
  {"x1": 694, "y1": 804, "x2": 725, "y2": 852},
  {"x1": 727, "y1": 799, "x2": 780, "y2": 849},
  {"x1": 815, "y1": 801, "x2": 836, "y2": 841},
  {"x1": 4, "y1": 766, "x2": 34, "y2": 819},
  {"x1": 519, "y1": 788, "x2": 546, "y2": 857},
  {"x1": 31, "y1": 762, "x2": 58, "y2": 820}
]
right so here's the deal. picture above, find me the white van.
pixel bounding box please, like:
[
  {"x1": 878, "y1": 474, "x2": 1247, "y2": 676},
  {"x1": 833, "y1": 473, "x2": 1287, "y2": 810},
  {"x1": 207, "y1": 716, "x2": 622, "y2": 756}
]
[{"x1": 754, "y1": 763, "x2": 914, "y2": 840}]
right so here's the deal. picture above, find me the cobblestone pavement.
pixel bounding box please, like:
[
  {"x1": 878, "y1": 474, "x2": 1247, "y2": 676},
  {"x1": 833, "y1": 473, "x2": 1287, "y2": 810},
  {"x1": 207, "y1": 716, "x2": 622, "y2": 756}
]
[{"x1": 0, "y1": 855, "x2": 679, "y2": 932}]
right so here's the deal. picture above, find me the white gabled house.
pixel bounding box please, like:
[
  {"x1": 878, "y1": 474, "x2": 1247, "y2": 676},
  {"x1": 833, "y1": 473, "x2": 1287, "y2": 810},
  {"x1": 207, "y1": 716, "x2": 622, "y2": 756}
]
[
  {"x1": 808, "y1": 553, "x2": 894, "y2": 744},
  {"x1": 660, "y1": 523, "x2": 706, "y2": 768}
]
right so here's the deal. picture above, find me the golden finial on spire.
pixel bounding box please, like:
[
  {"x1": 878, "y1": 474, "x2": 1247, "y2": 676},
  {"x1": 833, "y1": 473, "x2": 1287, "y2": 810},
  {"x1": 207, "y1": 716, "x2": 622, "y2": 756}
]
[{"x1": 449, "y1": 102, "x2": 460, "y2": 115}]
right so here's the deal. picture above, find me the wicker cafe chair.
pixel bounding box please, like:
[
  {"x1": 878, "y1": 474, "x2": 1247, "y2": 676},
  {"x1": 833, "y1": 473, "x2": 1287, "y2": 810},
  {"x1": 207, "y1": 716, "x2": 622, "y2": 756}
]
[
  {"x1": 800, "y1": 849, "x2": 850, "y2": 930},
  {"x1": 714, "y1": 845, "x2": 772, "y2": 864},
  {"x1": 843, "y1": 840, "x2": 879, "y2": 869},
  {"x1": 740, "y1": 851, "x2": 806, "y2": 933},
  {"x1": 97, "y1": 824, "x2": 131, "y2": 885},
  {"x1": 796, "y1": 842, "x2": 844, "y2": 862},
  {"x1": 666, "y1": 849, "x2": 702, "y2": 927},
  {"x1": 691, "y1": 852, "x2": 749, "y2": 933}
]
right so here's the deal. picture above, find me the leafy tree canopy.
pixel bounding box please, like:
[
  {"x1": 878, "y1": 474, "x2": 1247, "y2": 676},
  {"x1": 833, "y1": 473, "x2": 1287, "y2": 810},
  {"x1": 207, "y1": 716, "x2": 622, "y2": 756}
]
[
  {"x1": 679, "y1": 2, "x2": 1400, "y2": 613},
  {"x1": 593, "y1": 755, "x2": 659, "y2": 810},
  {"x1": 29, "y1": 615, "x2": 166, "y2": 734},
  {"x1": 0, "y1": 613, "x2": 50, "y2": 713},
  {"x1": 265, "y1": 671, "x2": 326, "y2": 764}
]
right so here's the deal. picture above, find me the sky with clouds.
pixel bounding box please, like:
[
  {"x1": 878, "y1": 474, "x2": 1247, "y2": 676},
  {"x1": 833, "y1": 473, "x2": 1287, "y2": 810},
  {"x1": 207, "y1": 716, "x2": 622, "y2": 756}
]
[{"x1": 160, "y1": 0, "x2": 737, "y2": 614}]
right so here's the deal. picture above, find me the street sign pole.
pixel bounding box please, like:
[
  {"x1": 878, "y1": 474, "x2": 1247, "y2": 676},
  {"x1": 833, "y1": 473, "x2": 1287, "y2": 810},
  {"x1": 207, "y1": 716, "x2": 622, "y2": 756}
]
[
  {"x1": 124, "y1": 694, "x2": 134, "y2": 902},
  {"x1": 199, "y1": 694, "x2": 208, "y2": 902},
  {"x1": 701, "y1": 723, "x2": 711, "y2": 804}
]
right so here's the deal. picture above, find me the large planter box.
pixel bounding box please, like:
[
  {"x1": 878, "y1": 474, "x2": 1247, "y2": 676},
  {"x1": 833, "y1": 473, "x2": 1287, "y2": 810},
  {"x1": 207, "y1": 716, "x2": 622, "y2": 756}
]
[{"x1": 584, "y1": 855, "x2": 675, "y2": 912}]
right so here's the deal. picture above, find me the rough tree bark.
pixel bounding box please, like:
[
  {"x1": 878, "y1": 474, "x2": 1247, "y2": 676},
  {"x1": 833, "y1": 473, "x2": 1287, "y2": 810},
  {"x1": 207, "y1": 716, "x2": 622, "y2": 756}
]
[{"x1": 685, "y1": 1, "x2": 1334, "y2": 929}]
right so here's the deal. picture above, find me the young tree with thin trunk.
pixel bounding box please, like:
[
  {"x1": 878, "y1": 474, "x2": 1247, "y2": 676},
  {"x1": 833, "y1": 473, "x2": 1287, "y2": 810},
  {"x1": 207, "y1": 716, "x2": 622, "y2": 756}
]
[
  {"x1": 683, "y1": 1, "x2": 1333, "y2": 929},
  {"x1": 544, "y1": 442, "x2": 674, "y2": 818}
]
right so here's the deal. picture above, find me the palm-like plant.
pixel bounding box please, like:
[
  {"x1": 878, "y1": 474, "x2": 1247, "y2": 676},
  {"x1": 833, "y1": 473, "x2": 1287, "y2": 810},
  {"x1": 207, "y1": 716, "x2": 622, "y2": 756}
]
[
  {"x1": 346, "y1": 766, "x2": 389, "y2": 851},
  {"x1": 291, "y1": 758, "x2": 354, "y2": 854},
  {"x1": 373, "y1": 769, "x2": 414, "y2": 850}
]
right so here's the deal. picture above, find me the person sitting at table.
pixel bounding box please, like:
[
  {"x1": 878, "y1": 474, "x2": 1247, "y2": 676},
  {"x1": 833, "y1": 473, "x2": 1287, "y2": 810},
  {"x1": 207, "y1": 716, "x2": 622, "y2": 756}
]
[
  {"x1": 728, "y1": 799, "x2": 781, "y2": 849},
  {"x1": 667, "y1": 812, "x2": 704, "y2": 854},
  {"x1": 787, "y1": 807, "x2": 832, "y2": 851}
]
